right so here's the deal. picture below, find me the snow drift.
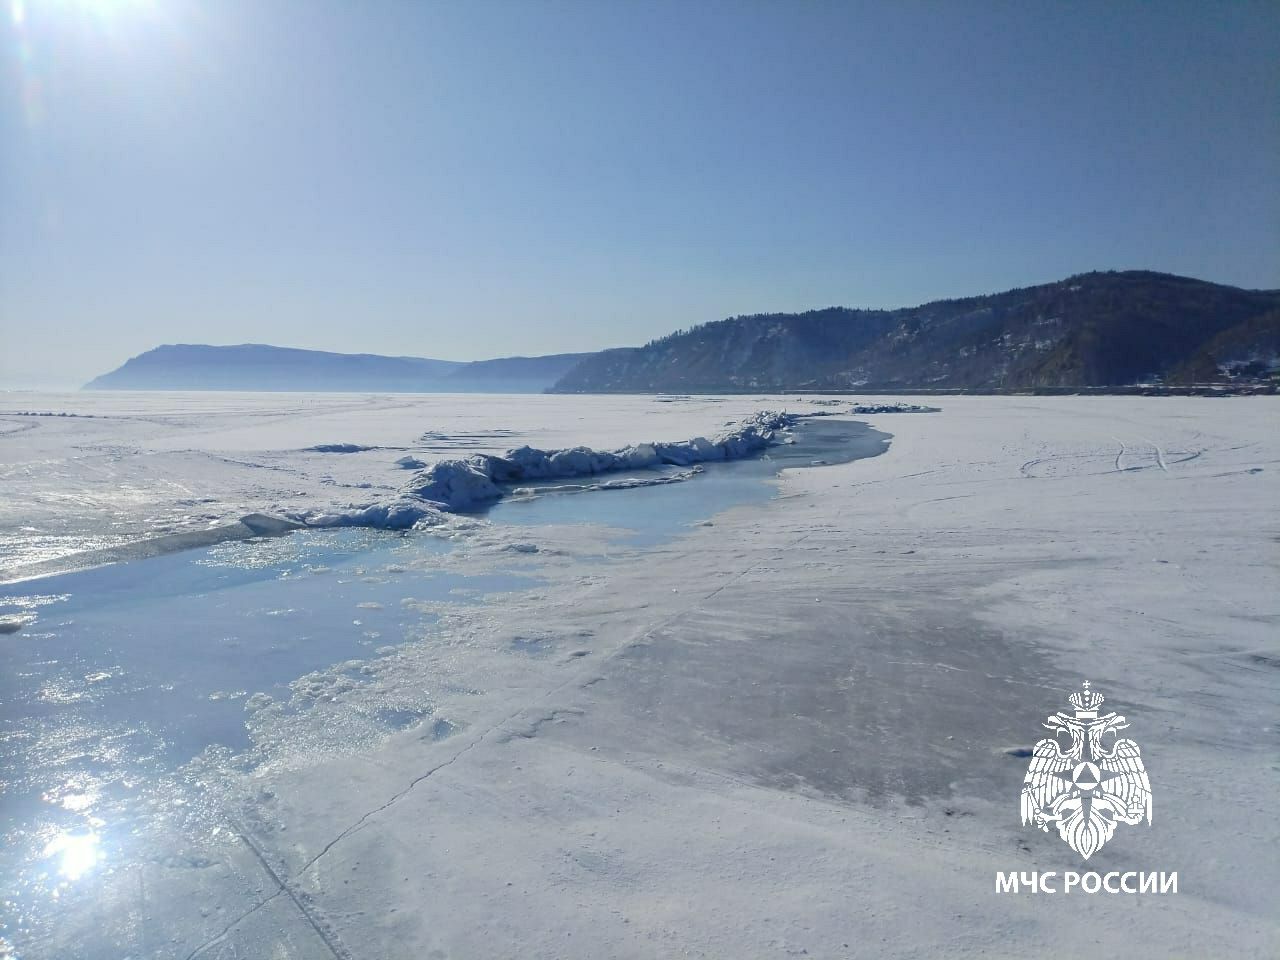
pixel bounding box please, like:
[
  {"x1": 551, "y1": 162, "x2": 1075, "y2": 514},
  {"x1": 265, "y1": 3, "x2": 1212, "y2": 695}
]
[{"x1": 300, "y1": 411, "x2": 797, "y2": 529}]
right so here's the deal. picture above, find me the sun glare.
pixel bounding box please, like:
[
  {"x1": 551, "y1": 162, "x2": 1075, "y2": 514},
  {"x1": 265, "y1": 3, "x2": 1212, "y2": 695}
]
[
  {"x1": 29, "y1": 0, "x2": 153, "y2": 16},
  {"x1": 8, "y1": 0, "x2": 176, "y2": 128},
  {"x1": 10, "y1": 0, "x2": 161, "y2": 35},
  {"x1": 42, "y1": 831, "x2": 100, "y2": 881}
]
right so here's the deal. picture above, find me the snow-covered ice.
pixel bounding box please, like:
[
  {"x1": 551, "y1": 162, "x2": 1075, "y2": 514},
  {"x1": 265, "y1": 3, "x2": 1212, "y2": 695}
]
[
  {"x1": 0, "y1": 393, "x2": 1276, "y2": 958},
  {"x1": 299, "y1": 409, "x2": 798, "y2": 522},
  {"x1": 0, "y1": 393, "x2": 798, "y2": 577}
]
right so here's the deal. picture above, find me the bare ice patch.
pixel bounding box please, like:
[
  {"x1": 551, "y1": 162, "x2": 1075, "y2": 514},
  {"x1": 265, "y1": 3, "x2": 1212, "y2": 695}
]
[{"x1": 0, "y1": 526, "x2": 542, "y2": 940}]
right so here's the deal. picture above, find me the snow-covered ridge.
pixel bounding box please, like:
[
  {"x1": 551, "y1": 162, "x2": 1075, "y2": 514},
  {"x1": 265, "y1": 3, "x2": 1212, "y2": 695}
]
[{"x1": 296, "y1": 410, "x2": 798, "y2": 529}]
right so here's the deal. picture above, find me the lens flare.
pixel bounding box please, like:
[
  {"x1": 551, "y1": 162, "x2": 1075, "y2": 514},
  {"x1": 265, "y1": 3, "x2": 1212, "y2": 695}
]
[{"x1": 6, "y1": 0, "x2": 172, "y2": 131}]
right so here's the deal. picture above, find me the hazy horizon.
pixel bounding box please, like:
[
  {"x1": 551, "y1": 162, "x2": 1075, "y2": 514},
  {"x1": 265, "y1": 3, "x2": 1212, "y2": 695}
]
[{"x1": 3, "y1": 0, "x2": 1278, "y2": 389}]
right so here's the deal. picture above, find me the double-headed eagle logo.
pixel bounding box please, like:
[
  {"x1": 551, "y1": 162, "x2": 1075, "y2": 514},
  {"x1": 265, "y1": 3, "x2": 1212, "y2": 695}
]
[{"x1": 1021, "y1": 681, "x2": 1152, "y2": 859}]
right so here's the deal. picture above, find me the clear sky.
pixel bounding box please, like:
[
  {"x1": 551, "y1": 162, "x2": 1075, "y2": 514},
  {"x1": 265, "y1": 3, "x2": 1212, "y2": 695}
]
[{"x1": 2, "y1": 0, "x2": 1277, "y2": 388}]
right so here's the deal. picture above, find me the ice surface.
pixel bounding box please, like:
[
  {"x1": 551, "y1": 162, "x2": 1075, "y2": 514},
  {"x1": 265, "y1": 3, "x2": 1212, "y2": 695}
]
[
  {"x1": 0, "y1": 394, "x2": 1276, "y2": 958},
  {"x1": 0, "y1": 527, "x2": 542, "y2": 947},
  {"x1": 358, "y1": 409, "x2": 797, "y2": 515},
  {"x1": 487, "y1": 418, "x2": 890, "y2": 547},
  {"x1": 0, "y1": 392, "x2": 804, "y2": 578}
]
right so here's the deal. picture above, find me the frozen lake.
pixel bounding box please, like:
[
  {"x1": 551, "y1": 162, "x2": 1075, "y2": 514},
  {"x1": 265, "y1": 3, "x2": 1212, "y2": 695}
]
[
  {"x1": 1, "y1": 393, "x2": 1275, "y2": 959},
  {"x1": 0, "y1": 410, "x2": 885, "y2": 952}
]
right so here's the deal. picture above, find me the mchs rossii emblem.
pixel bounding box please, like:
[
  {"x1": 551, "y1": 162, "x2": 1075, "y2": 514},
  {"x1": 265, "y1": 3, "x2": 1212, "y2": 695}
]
[{"x1": 1021, "y1": 682, "x2": 1152, "y2": 859}]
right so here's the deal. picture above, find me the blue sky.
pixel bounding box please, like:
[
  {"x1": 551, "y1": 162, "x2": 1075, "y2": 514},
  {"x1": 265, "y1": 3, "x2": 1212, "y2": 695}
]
[{"x1": 2, "y1": 0, "x2": 1277, "y2": 387}]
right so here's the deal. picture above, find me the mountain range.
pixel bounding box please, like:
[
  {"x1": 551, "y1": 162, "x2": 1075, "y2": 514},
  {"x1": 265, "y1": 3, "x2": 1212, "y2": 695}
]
[
  {"x1": 551, "y1": 271, "x2": 1280, "y2": 393},
  {"x1": 85, "y1": 272, "x2": 1280, "y2": 394},
  {"x1": 85, "y1": 344, "x2": 591, "y2": 393}
]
